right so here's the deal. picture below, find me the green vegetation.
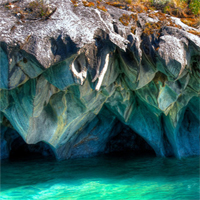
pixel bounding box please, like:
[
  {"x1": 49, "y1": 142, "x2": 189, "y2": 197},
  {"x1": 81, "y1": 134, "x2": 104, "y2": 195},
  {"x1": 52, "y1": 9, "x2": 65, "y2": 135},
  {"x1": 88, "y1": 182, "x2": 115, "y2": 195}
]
[
  {"x1": 4, "y1": 0, "x2": 57, "y2": 22},
  {"x1": 28, "y1": 0, "x2": 46, "y2": 18},
  {"x1": 26, "y1": 0, "x2": 55, "y2": 19},
  {"x1": 4, "y1": 0, "x2": 200, "y2": 34},
  {"x1": 105, "y1": 0, "x2": 199, "y2": 28},
  {"x1": 71, "y1": 0, "x2": 199, "y2": 28},
  {"x1": 187, "y1": 0, "x2": 200, "y2": 15},
  {"x1": 106, "y1": 0, "x2": 200, "y2": 16}
]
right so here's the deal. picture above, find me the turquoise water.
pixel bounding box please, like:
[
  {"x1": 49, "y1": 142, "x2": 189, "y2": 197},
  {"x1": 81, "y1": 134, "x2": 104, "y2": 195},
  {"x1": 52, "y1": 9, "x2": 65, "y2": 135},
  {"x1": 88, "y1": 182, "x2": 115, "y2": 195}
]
[{"x1": 1, "y1": 155, "x2": 199, "y2": 200}]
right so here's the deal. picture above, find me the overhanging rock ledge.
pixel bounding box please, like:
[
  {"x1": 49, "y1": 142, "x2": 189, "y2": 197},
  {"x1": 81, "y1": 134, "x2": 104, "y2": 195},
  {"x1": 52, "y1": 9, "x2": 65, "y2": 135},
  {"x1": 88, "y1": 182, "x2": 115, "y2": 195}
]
[{"x1": 0, "y1": 0, "x2": 199, "y2": 160}]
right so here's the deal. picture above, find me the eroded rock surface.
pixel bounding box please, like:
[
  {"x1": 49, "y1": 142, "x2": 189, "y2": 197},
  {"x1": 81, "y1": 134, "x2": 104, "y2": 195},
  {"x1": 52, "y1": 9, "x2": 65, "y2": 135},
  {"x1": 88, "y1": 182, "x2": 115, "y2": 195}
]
[{"x1": 0, "y1": 0, "x2": 199, "y2": 160}]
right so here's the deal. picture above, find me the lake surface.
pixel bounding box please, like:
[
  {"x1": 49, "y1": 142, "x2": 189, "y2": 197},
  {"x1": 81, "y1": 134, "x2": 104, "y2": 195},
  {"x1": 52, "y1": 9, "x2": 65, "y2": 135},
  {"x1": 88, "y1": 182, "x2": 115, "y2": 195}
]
[{"x1": 1, "y1": 154, "x2": 199, "y2": 200}]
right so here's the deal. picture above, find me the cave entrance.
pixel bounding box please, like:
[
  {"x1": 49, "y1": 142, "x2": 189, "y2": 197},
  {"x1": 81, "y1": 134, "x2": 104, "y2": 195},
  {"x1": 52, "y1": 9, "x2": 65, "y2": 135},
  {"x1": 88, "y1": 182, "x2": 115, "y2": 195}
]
[
  {"x1": 105, "y1": 124, "x2": 156, "y2": 157},
  {"x1": 5, "y1": 131, "x2": 56, "y2": 161}
]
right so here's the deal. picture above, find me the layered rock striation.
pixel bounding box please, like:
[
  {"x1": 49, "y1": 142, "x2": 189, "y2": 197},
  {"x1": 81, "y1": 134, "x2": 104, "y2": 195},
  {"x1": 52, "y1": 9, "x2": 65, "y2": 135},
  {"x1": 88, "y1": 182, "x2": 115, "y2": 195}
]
[{"x1": 0, "y1": 0, "x2": 199, "y2": 160}]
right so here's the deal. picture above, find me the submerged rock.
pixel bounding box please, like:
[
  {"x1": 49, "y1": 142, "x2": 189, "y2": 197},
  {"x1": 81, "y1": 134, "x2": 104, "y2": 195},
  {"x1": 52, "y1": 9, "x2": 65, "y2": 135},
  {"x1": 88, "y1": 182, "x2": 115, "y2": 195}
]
[{"x1": 0, "y1": 0, "x2": 199, "y2": 160}]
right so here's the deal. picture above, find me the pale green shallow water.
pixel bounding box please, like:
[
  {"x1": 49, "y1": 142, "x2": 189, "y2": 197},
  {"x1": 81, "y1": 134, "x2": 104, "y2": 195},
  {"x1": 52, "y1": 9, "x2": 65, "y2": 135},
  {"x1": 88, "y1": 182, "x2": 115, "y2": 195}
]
[{"x1": 0, "y1": 155, "x2": 199, "y2": 200}]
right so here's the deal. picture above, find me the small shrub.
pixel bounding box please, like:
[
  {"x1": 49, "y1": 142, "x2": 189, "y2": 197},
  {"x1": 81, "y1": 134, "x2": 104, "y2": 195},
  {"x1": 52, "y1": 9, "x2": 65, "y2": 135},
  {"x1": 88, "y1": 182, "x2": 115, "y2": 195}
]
[
  {"x1": 119, "y1": 14, "x2": 131, "y2": 26},
  {"x1": 26, "y1": 0, "x2": 57, "y2": 20},
  {"x1": 119, "y1": 13, "x2": 138, "y2": 26},
  {"x1": 189, "y1": 0, "x2": 200, "y2": 15},
  {"x1": 5, "y1": 0, "x2": 57, "y2": 21}
]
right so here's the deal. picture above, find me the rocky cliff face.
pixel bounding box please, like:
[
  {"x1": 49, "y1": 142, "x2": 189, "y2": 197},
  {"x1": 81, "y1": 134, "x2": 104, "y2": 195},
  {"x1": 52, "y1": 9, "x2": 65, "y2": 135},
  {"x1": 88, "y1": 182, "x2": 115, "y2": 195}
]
[{"x1": 0, "y1": 0, "x2": 199, "y2": 160}]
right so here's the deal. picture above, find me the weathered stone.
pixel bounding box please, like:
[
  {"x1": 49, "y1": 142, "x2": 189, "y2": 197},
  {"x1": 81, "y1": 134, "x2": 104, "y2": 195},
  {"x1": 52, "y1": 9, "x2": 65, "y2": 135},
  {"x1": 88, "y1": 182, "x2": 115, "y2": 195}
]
[{"x1": 0, "y1": 0, "x2": 199, "y2": 160}]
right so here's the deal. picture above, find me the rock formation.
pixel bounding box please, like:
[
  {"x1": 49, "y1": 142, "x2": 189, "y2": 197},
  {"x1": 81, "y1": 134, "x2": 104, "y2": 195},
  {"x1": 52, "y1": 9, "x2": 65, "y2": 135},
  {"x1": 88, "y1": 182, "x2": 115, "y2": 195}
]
[{"x1": 0, "y1": 0, "x2": 199, "y2": 160}]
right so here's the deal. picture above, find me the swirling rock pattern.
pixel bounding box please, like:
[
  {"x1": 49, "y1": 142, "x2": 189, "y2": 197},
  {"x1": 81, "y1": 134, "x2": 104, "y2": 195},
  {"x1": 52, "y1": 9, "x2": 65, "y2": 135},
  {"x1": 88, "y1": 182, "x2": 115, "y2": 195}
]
[{"x1": 0, "y1": 0, "x2": 199, "y2": 159}]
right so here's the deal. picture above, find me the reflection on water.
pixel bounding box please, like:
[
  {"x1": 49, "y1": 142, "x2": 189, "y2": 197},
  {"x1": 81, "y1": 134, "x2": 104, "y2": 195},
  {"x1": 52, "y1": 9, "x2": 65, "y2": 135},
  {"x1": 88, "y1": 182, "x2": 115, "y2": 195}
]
[{"x1": 1, "y1": 154, "x2": 199, "y2": 200}]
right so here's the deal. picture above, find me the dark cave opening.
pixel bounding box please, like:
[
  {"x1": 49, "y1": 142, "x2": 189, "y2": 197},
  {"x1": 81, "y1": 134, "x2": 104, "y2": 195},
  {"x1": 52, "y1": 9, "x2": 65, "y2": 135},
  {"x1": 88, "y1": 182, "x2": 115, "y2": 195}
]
[
  {"x1": 1, "y1": 127, "x2": 56, "y2": 161},
  {"x1": 105, "y1": 125, "x2": 156, "y2": 157},
  {"x1": 1, "y1": 119, "x2": 156, "y2": 161},
  {"x1": 9, "y1": 137, "x2": 56, "y2": 161},
  {"x1": 0, "y1": 118, "x2": 56, "y2": 161}
]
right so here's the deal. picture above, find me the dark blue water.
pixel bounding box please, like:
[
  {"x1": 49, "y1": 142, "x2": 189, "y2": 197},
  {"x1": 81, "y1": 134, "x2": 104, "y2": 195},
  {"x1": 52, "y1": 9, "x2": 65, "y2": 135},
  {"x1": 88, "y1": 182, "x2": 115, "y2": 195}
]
[{"x1": 1, "y1": 155, "x2": 199, "y2": 200}]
